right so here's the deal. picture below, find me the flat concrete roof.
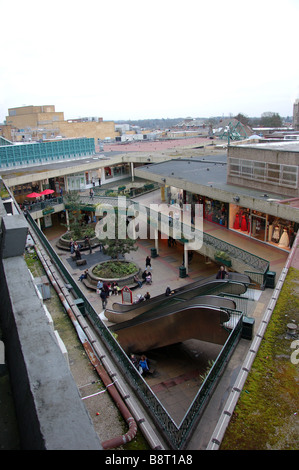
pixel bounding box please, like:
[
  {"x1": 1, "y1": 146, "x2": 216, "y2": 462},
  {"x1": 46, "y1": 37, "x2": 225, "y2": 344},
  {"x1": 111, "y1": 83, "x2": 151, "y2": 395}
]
[
  {"x1": 136, "y1": 153, "x2": 291, "y2": 202},
  {"x1": 0, "y1": 153, "x2": 116, "y2": 179}
]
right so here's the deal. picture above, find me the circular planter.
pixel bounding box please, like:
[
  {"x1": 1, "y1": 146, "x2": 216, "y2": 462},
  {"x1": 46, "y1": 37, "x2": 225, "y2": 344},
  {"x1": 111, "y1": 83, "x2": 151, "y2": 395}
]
[
  {"x1": 56, "y1": 231, "x2": 100, "y2": 251},
  {"x1": 86, "y1": 260, "x2": 141, "y2": 289}
]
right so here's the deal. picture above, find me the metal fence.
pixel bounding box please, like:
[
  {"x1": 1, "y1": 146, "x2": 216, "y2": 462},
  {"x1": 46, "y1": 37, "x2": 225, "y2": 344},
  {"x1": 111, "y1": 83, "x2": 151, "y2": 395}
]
[{"x1": 25, "y1": 196, "x2": 63, "y2": 213}]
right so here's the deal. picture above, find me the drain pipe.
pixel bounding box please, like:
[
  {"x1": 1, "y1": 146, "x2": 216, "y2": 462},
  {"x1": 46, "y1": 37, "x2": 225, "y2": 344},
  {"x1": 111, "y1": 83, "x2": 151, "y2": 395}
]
[
  {"x1": 81, "y1": 338, "x2": 137, "y2": 449},
  {"x1": 32, "y1": 238, "x2": 138, "y2": 449}
]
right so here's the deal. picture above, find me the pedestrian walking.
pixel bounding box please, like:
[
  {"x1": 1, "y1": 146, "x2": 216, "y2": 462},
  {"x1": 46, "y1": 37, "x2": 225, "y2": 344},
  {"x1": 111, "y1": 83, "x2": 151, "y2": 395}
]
[
  {"x1": 145, "y1": 255, "x2": 151, "y2": 269},
  {"x1": 100, "y1": 290, "x2": 108, "y2": 309},
  {"x1": 97, "y1": 280, "x2": 103, "y2": 294},
  {"x1": 84, "y1": 235, "x2": 92, "y2": 253},
  {"x1": 139, "y1": 355, "x2": 150, "y2": 376}
]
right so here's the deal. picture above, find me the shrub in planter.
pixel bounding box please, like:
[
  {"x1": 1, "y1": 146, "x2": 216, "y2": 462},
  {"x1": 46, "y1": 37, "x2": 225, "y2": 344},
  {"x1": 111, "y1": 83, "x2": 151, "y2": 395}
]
[{"x1": 215, "y1": 250, "x2": 232, "y2": 267}]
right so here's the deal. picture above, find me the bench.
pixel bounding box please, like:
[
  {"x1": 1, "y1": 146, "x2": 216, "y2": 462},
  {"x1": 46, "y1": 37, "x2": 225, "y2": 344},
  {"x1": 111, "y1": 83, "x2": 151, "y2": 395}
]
[{"x1": 76, "y1": 259, "x2": 87, "y2": 266}]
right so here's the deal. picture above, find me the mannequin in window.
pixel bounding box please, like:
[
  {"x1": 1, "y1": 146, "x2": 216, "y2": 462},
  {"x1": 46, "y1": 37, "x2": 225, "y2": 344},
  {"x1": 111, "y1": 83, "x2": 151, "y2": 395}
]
[
  {"x1": 241, "y1": 215, "x2": 247, "y2": 232},
  {"x1": 279, "y1": 228, "x2": 289, "y2": 247},
  {"x1": 272, "y1": 226, "x2": 280, "y2": 243},
  {"x1": 233, "y1": 213, "x2": 240, "y2": 229}
]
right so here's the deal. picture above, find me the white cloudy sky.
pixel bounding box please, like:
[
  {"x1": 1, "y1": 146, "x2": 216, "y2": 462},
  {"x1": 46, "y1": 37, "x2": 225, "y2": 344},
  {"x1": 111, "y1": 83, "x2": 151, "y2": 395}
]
[{"x1": 1, "y1": 0, "x2": 299, "y2": 122}]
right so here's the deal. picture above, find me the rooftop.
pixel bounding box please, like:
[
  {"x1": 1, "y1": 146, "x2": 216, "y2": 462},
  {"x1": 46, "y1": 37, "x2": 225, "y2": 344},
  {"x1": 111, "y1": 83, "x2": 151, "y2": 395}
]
[{"x1": 136, "y1": 154, "x2": 292, "y2": 202}]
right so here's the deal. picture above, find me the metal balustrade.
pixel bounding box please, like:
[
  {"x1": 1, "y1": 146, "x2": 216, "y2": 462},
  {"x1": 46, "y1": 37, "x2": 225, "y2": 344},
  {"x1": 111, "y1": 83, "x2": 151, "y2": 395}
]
[{"x1": 24, "y1": 196, "x2": 63, "y2": 213}]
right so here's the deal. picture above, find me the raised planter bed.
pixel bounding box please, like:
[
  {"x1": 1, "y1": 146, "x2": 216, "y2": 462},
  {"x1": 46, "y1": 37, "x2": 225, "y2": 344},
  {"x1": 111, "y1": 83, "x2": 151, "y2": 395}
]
[
  {"x1": 83, "y1": 260, "x2": 141, "y2": 291},
  {"x1": 56, "y1": 231, "x2": 100, "y2": 251}
]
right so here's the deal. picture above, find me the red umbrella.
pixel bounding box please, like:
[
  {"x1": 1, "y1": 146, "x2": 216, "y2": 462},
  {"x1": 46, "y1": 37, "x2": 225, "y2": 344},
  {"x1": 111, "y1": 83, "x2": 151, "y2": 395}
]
[
  {"x1": 40, "y1": 189, "x2": 55, "y2": 195},
  {"x1": 27, "y1": 192, "x2": 41, "y2": 198}
]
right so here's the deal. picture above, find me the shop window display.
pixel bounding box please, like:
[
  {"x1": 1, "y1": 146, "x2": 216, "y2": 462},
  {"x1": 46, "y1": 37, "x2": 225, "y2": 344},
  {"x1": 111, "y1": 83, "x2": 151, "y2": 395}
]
[
  {"x1": 267, "y1": 217, "x2": 297, "y2": 250},
  {"x1": 228, "y1": 204, "x2": 296, "y2": 252},
  {"x1": 251, "y1": 213, "x2": 266, "y2": 241},
  {"x1": 230, "y1": 205, "x2": 250, "y2": 234},
  {"x1": 204, "y1": 199, "x2": 228, "y2": 227}
]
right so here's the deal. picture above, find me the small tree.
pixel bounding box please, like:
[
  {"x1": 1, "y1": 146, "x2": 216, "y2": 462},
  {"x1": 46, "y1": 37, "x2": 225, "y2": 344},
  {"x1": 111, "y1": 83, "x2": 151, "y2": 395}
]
[
  {"x1": 102, "y1": 219, "x2": 138, "y2": 260},
  {"x1": 103, "y1": 237, "x2": 138, "y2": 260},
  {"x1": 63, "y1": 191, "x2": 85, "y2": 240}
]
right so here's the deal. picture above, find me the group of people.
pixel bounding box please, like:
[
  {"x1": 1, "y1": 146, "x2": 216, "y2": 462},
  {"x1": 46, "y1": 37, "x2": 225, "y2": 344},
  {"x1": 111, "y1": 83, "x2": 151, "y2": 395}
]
[
  {"x1": 70, "y1": 236, "x2": 93, "y2": 258},
  {"x1": 134, "y1": 291, "x2": 151, "y2": 303},
  {"x1": 97, "y1": 280, "x2": 120, "y2": 307},
  {"x1": 134, "y1": 270, "x2": 152, "y2": 286}
]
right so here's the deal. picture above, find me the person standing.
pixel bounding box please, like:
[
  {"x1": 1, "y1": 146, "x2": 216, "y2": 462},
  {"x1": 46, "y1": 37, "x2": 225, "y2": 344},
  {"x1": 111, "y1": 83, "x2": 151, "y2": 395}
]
[
  {"x1": 74, "y1": 242, "x2": 81, "y2": 260},
  {"x1": 84, "y1": 235, "x2": 92, "y2": 253},
  {"x1": 97, "y1": 280, "x2": 103, "y2": 294},
  {"x1": 216, "y1": 266, "x2": 228, "y2": 279}
]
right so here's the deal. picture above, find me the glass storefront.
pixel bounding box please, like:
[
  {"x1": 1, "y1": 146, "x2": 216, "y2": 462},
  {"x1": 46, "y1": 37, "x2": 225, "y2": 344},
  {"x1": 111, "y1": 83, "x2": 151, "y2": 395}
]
[
  {"x1": 166, "y1": 187, "x2": 297, "y2": 252},
  {"x1": 204, "y1": 198, "x2": 228, "y2": 227},
  {"x1": 229, "y1": 204, "x2": 297, "y2": 251}
]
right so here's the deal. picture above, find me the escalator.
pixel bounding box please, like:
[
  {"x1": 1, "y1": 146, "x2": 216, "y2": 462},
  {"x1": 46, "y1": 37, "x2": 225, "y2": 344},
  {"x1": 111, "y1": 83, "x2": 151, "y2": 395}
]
[
  {"x1": 109, "y1": 294, "x2": 239, "y2": 353},
  {"x1": 105, "y1": 273, "x2": 249, "y2": 324}
]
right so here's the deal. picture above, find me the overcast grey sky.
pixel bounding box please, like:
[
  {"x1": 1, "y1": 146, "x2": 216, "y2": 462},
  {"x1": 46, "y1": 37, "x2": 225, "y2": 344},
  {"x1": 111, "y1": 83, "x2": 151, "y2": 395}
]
[{"x1": 1, "y1": 0, "x2": 299, "y2": 123}]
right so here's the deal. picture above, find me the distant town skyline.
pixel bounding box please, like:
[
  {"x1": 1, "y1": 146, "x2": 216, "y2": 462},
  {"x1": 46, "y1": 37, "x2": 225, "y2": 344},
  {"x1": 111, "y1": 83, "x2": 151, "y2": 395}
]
[{"x1": 1, "y1": 0, "x2": 298, "y2": 124}]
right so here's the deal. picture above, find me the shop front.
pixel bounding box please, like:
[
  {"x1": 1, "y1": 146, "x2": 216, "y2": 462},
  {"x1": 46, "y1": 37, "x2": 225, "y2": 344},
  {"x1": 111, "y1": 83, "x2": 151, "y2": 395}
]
[
  {"x1": 186, "y1": 190, "x2": 296, "y2": 252},
  {"x1": 229, "y1": 204, "x2": 297, "y2": 251},
  {"x1": 162, "y1": 187, "x2": 296, "y2": 252},
  {"x1": 204, "y1": 197, "x2": 228, "y2": 227}
]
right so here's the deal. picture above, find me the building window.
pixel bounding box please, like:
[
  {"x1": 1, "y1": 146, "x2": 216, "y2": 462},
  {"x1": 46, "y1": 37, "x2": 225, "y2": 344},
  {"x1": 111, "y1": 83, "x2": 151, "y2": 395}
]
[
  {"x1": 281, "y1": 165, "x2": 297, "y2": 188},
  {"x1": 253, "y1": 161, "x2": 266, "y2": 180},
  {"x1": 228, "y1": 158, "x2": 297, "y2": 189},
  {"x1": 267, "y1": 163, "x2": 280, "y2": 183}
]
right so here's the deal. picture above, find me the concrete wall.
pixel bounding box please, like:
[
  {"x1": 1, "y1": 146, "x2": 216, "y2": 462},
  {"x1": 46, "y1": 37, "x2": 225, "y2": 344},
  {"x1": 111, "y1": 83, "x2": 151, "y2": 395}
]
[{"x1": 0, "y1": 208, "x2": 102, "y2": 449}]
